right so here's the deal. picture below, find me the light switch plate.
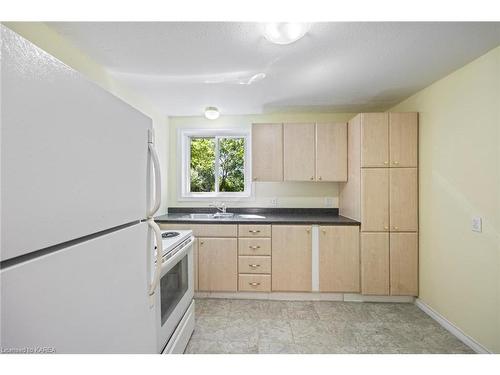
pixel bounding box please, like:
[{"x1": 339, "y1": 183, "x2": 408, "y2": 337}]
[
  {"x1": 324, "y1": 197, "x2": 334, "y2": 208},
  {"x1": 472, "y1": 217, "x2": 482, "y2": 232}
]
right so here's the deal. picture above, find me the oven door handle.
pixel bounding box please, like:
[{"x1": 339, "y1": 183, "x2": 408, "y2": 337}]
[
  {"x1": 148, "y1": 219, "x2": 163, "y2": 307},
  {"x1": 160, "y1": 237, "x2": 195, "y2": 277}
]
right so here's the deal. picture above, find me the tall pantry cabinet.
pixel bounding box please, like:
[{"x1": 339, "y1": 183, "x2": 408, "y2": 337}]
[{"x1": 340, "y1": 113, "x2": 418, "y2": 296}]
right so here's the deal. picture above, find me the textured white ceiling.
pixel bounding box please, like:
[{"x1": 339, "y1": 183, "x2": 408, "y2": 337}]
[{"x1": 49, "y1": 22, "x2": 500, "y2": 116}]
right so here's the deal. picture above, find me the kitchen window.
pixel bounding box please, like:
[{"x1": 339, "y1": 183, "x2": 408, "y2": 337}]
[{"x1": 179, "y1": 129, "x2": 251, "y2": 199}]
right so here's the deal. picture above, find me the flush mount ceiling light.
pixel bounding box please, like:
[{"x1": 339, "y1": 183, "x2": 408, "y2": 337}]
[
  {"x1": 263, "y1": 23, "x2": 311, "y2": 45},
  {"x1": 204, "y1": 107, "x2": 220, "y2": 120}
]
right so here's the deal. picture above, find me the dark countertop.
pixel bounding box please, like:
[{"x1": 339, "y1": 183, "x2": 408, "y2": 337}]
[{"x1": 155, "y1": 207, "x2": 360, "y2": 226}]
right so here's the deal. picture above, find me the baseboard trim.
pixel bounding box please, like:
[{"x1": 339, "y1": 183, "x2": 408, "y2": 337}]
[
  {"x1": 415, "y1": 298, "x2": 492, "y2": 354},
  {"x1": 344, "y1": 293, "x2": 414, "y2": 303},
  {"x1": 194, "y1": 291, "x2": 414, "y2": 303}
]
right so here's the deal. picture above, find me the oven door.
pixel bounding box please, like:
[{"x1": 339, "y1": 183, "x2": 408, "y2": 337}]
[{"x1": 156, "y1": 237, "x2": 194, "y2": 352}]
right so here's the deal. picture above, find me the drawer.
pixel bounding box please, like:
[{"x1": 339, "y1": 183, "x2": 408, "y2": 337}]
[
  {"x1": 238, "y1": 274, "x2": 271, "y2": 292},
  {"x1": 238, "y1": 224, "x2": 271, "y2": 237},
  {"x1": 158, "y1": 223, "x2": 237, "y2": 238},
  {"x1": 238, "y1": 238, "x2": 271, "y2": 256},
  {"x1": 238, "y1": 256, "x2": 271, "y2": 274}
]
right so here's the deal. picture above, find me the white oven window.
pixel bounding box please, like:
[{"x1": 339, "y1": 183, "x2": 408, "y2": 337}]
[{"x1": 160, "y1": 254, "x2": 189, "y2": 326}]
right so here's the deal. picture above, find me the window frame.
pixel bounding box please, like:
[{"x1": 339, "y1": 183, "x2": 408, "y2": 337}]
[{"x1": 178, "y1": 128, "x2": 252, "y2": 201}]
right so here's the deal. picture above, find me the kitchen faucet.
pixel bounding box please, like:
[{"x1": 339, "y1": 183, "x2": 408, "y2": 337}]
[{"x1": 210, "y1": 201, "x2": 227, "y2": 214}]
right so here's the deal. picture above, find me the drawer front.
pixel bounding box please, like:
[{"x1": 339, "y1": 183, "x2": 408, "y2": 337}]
[
  {"x1": 238, "y1": 224, "x2": 271, "y2": 237},
  {"x1": 238, "y1": 256, "x2": 271, "y2": 274},
  {"x1": 158, "y1": 223, "x2": 237, "y2": 237},
  {"x1": 238, "y1": 238, "x2": 271, "y2": 256},
  {"x1": 238, "y1": 274, "x2": 271, "y2": 292}
]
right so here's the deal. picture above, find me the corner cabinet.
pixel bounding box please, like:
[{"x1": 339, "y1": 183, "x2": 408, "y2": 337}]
[
  {"x1": 252, "y1": 122, "x2": 347, "y2": 182},
  {"x1": 340, "y1": 112, "x2": 419, "y2": 297},
  {"x1": 319, "y1": 226, "x2": 360, "y2": 292}
]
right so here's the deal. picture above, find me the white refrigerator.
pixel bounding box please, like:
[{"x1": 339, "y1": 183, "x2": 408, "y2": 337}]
[{"x1": 0, "y1": 25, "x2": 162, "y2": 353}]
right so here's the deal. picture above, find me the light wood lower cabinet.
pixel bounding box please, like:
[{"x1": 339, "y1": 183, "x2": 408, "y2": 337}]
[
  {"x1": 319, "y1": 226, "x2": 360, "y2": 292},
  {"x1": 193, "y1": 238, "x2": 199, "y2": 291},
  {"x1": 272, "y1": 225, "x2": 312, "y2": 292},
  {"x1": 390, "y1": 233, "x2": 418, "y2": 296},
  {"x1": 198, "y1": 237, "x2": 237, "y2": 292},
  {"x1": 361, "y1": 233, "x2": 390, "y2": 295}
]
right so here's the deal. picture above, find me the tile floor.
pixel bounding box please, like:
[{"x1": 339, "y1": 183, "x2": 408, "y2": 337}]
[{"x1": 184, "y1": 298, "x2": 474, "y2": 354}]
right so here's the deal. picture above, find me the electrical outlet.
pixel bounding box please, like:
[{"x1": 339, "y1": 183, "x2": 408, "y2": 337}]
[
  {"x1": 472, "y1": 217, "x2": 482, "y2": 233},
  {"x1": 324, "y1": 197, "x2": 334, "y2": 208},
  {"x1": 270, "y1": 197, "x2": 278, "y2": 207}
]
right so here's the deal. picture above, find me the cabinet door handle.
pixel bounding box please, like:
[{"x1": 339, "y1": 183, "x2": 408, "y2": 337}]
[
  {"x1": 200, "y1": 241, "x2": 204, "y2": 245},
  {"x1": 310, "y1": 177, "x2": 314, "y2": 180},
  {"x1": 384, "y1": 226, "x2": 389, "y2": 230},
  {"x1": 249, "y1": 282, "x2": 261, "y2": 286},
  {"x1": 392, "y1": 161, "x2": 399, "y2": 165},
  {"x1": 306, "y1": 228, "x2": 311, "y2": 233},
  {"x1": 249, "y1": 264, "x2": 260, "y2": 268},
  {"x1": 249, "y1": 230, "x2": 261, "y2": 233},
  {"x1": 321, "y1": 229, "x2": 326, "y2": 234},
  {"x1": 318, "y1": 176, "x2": 322, "y2": 181},
  {"x1": 383, "y1": 161, "x2": 389, "y2": 165},
  {"x1": 249, "y1": 245, "x2": 261, "y2": 249},
  {"x1": 393, "y1": 226, "x2": 399, "y2": 230}
]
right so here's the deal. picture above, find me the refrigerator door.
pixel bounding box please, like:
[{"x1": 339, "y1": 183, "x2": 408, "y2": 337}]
[
  {"x1": 0, "y1": 222, "x2": 156, "y2": 353},
  {"x1": 1, "y1": 25, "x2": 152, "y2": 261}
]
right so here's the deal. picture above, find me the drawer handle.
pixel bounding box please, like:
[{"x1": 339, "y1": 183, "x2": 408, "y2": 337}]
[
  {"x1": 249, "y1": 264, "x2": 260, "y2": 268},
  {"x1": 383, "y1": 161, "x2": 389, "y2": 165},
  {"x1": 393, "y1": 226, "x2": 399, "y2": 230},
  {"x1": 249, "y1": 282, "x2": 261, "y2": 286},
  {"x1": 249, "y1": 230, "x2": 261, "y2": 233},
  {"x1": 249, "y1": 245, "x2": 261, "y2": 249},
  {"x1": 392, "y1": 161, "x2": 399, "y2": 165}
]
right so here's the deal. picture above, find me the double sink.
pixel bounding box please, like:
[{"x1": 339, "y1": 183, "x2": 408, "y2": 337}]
[{"x1": 183, "y1": 213, "x2": 266, "y2": 220}]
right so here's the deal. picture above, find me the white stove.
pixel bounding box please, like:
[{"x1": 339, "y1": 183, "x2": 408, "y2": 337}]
[{"x1": 154, "y1": 228, "x2": 195, "y2": 354}]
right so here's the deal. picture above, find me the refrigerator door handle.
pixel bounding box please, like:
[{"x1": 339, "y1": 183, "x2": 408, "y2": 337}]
[
  {"x1": 147, "y1": 218, "x2": 163, "y2": 307},
  {"x1": 148, "y1": 130, "x2": 161, "y2": 218}
]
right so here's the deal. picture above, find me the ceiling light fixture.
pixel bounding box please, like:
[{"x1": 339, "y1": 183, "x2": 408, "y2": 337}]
[
  {"x1": 204, "y1": 107, "x2": 220, "y2": 120},
  {"x1": 263, "y1": 23, "x2": 311, "y2": 45}
]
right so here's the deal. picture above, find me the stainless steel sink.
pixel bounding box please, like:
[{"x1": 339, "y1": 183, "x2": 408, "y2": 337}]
[
  {"x1": 183, "y1": 213, "x2": 234, "y2": 219},
  {"x1": 238, "y1": 214, "x2": 266, "y2": 219}
]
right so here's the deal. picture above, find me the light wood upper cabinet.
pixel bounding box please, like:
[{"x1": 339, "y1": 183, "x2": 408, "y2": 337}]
[
  {"x1": 361, "y1": 113, "x2": 389, "y2": 167},
  {"x1": 272, "y1": 225, "x2": 312, "y2": 292},
  {"x1": 283, "y1": 123, "x2": 315, "y2": 181},
  {"x1": 198, "y1": 237, "x2": 237, "y2": 292},
  {"x1": 389, "y1": 113, "x2": 418, "y2": 167},
  {"x1": 319, "y1": 226, "x2": 360, "y2": 292},
  {"x1": 315, "y1": 123, "x2": 347, "y2": 182},
  {"x1": 390, "y1": 232, "x2": 418, "y2": 296},
  {"x1": 390, "y1": 168, "x2": 418, "y2": 232},
  {"x1": 361, "y1": 168, "x2": 389, "y2": 232},
  {"x1": 252, "y1": 123, "x2": 283, "y2": 181},
  {"x1": 361, "y1": 232, "x2": 389, "y2": 295}
]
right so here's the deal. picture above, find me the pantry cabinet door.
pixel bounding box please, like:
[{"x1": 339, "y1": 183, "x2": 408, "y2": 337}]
[
  {"x1": 283, "y1": 123, "x2": 315, "y2": 181},
  {"x1": 390, "y1": 168, "x2": 418, "y2": 232},
  {"x1": 319, "y1": 226, "x2": 360, "y2": 292},
  {"x1": 390, "y1": 233, "x2": 418, "y2": 296},
  {"x1": 361, "y1": 113, "x2": 389, "y2": 167},
  {"x1": 361, "y1": 168, "x2": 390, "y2": 232},
  {"x1": 315, "y1": 123, "x2": 347, "y2": 182},
  {"x1": 361, "y1": 233, "x2": 390, "y2": 295},
  {"x1": 389, "y1": 112, "x2": 418, "y2": 168},
  {"x1": 272, "y1": 225, "x2": 312, "y2": 292},
  {"x1": 198, "y1": 238, "x2": 237, "y2": 292},
  {"x1": 252, "y1": 123, "x2": 283, "y2": 181}
]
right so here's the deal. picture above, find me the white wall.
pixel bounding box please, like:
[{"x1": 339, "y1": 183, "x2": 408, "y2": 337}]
[
  {"x1": 391, "y1": 46, "x2": 500, "y2": 353},
  {"x1": 168, "y1": 113, "x2": 355, "y2": 208}
]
